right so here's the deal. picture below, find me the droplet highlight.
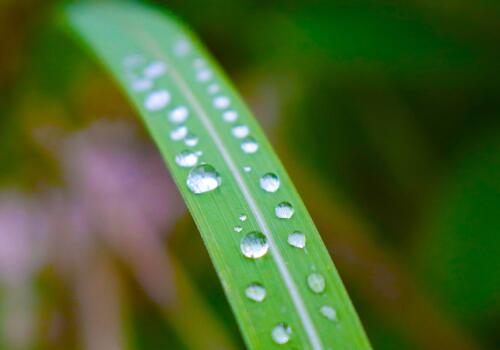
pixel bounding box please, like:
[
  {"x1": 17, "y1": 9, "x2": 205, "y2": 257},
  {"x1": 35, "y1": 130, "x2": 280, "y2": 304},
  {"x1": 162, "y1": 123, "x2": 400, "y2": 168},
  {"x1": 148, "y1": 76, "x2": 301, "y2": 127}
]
[
  {"x1": 241, "y1": 137, "x2": 259, "y2": 154},
  {"x1": 184, "y1": 134, "x2": 199, "y2": 147},
  {"x1": 320, "y1": 305, "x2": 338, "y2": 322},
  {"x1": 223, "y1": 110, "x2": 238, "y2": 123},
  {"x1": 243, "y1": 166, "x2": 252, "y2": 173},
  {"x1": 207, "y1": 84, "x2": 220, "y2": 94},
  {"x1": 169, "y1": 106, "x2": 189, "y2": 124},
  {"x1": 170, "y1": 125, "x2": 188, "y2": 141},
  {"x1": 271, "y1": 323, "x2": 291, "y2": 344},
  {"x1": 260, "y1": 173, "x2": 280, "y2": 192},
  {"x1": 245, "y1": 283, "x2": 266, "y2": 302},
  {"x1": 307, "y1": 273, "x2": 326, "y2": 294},
  {"x1": 239, "y1": 214, "x2": 247, "y2": 222},
  {"x1": 275, "y1": 202, "x2": 294, "y2": 219},
  {"x1": 196, "y1": 69, "x2": 212, "y2": 82},
  {"x1": 234, "y1": 225, "x2": 243, "y2": 233},
  {"x1": 143, "y1": 61, "x2": 166, "y2": 79},
  {"x1": 231, "y1": 124, "x2": 250, "y2": 139},
  {"x1": 144, "y1": 90, "x2": 170, "y2": 111},
  {"x1": 213, "y1": 96, "x2": 230, "y2": 109},
  {"x1": 131, "y1": 79, "x2": 152, "y2": 92},
  {"x1": 186, "y1": 164, "x2": 221, "y2": 194},
  {"x1": 240, "y1": 231, "x2": 268, "y2": 259},
  {"x1": 287, "y1": 232, "x2": 306, "y2": 249},
  {"x1": 175, "y1": 150, "x2": 199, "y2": 168}
]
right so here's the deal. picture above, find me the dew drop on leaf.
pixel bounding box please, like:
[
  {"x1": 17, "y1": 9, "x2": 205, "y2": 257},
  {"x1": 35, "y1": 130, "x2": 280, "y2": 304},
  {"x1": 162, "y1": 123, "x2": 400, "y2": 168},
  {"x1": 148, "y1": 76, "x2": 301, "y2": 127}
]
[
  {"x1": 275, "y1": 202, "x2": 294, "y2": 219},
  {"x1": 131, "y1": 79, "x2": 152, "y2": 92},
  {"x1": 213, "y1": 96, "x2": 230, "y2": 109},
  {"x1": 260, "y1": 173, "x2": 280, "y2": 192},
  {"x1": 184, "y1": 134, "x2": 199, "y2": 147},
  {"x1": 231, "y1": 124, "x2": 250, "y2": 139},
  {"x1": 207, "y1": 83, "x2": 220, "y2": 94},
  {"x1": 234, "y1": 225, "x2": 243, "y2": 233},
  {"x1": 320, "y1": 305, "x2": 338, "y2": 322},
  {"x1": 307, "y1": 273, "x2": 326, "y2": 294},
  {"x1": 196, "y1": 69, "x2": 212, "y2": 82},
  {"x1": 245, "y1": 283, "x2": 266, "y2": 302},
  {"x1": 186, "y1": 164, "x2": 221, "y2": 194},
  {"x1": 143, "y1": 61, "x2": 167, "y2": 78},
  {"x1": 144, "y1": 90, "x2": 170, "y2": 111},
  {"x1": 271, "y1": 323, "x2": 292, "y2": 344},
  {"x1": 239, "y1": 214, "x2": 247, "y2": 222},
  {"x1": 169, "y1": 106, "x2": 189, "y2": 124},
  {"x1": 223, "y1": 110, "x2": 238, "y2": 123},
  {"x1": 175, "y1": 150, "x2": 199, "y2": 168},
  {"x1": 287, "y1": 232, "x2": 306, "y2": 249},
  {"x1": 241, "y1": 137, "x2": 259, "y2": 154},
  {"x1": 170, "y1": 125, "x2": 188, "y2": 141},
  {"x1": 243, "y1": 166, "x2": 252, "y2": 173},
  {"x1": 240, "y1": 231, "x2": 268, "y2": 259}
]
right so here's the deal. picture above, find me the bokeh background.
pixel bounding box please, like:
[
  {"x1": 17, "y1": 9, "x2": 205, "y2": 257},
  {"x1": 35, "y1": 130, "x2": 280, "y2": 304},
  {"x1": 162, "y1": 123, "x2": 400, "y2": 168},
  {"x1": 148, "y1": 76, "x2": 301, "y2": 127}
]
[{"x1": 0, "y1": 0, "x2": 499, "y2": 349}]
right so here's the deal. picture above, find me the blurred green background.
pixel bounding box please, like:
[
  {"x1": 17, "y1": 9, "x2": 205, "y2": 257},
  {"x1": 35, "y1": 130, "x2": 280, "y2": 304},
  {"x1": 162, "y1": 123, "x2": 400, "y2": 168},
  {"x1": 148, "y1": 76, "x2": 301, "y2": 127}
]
[{"x1": 0, "y1": 0, "x2": 499, "y2": 349}]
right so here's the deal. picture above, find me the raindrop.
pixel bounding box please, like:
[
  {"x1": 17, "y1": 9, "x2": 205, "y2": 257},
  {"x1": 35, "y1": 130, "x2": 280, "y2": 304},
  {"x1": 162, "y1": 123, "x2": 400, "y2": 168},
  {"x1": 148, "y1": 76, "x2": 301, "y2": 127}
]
[
  {"x1": 271, "y1": 323, "x2": 291, "y2": 344},
  {"x1": 144, "y1": 90, "x2": 170, "y2": 111},
  {"x1": 169, "y1": 106, "x2": 189, "y2": 124},
  {"x1": 207, "y1": 84, "x2": 220, "y2": 94},
  {"x1": 213, "y1": 96, "x2": 230, "y2": 109},
  {"x1": 193, "y1": 58, "x2": 205, "y2": 68},
  {"x1": 174, "y1": 39, "x2": 190, "y2": 56},
  {"x1": 260, "y1": 173, "x2": 280, "y2": 192},
  {"x1": 245, "y1": 283, "x2": 266, "y2": 302},
  {"x1": 275, "y1": 202, "x2": 294, "y2": 219},
  {"x1": 170, "y1": 126, "x2": 188, "y2": 141},
  {"x1": 320, "y1": 305, "x2": 338, "y2": 322},
  {"x1": 184, "y1": 134, "x2": 199, "y2": 147},
  {"x1": 240, "y1": 231, "x2": 268, "y2": 259},
  {"x1": 287, "y1": 232, "x2": 306, "y2": 249},
  {"x1": 241, "y1": 137, "x2": 259, "y2": 154},
  {"x1": 131, "y1": 79, "x2": 153, "y2": 92},
  {"x1": 186, "y1": 164, "x2": 221, "y2": 194},
  {"x1": 143, "y1": 61, "x2": 167, "y2": 78},
  {"x1": 231, "y1": 124, "x2": 250, "y2": 139},
  {"x1": 234, "y1": 226, "x2": 243, "y2": 233},
  {"x1": 307, "y1": 273, "x2": 325, "y2": 294},
  {"x1": 239, "y1": 214, "x2": 247, "y2": 222},
  {"x1": 175, "y1": 150, "x2": 199, "y2": 168},
  {"x1": 196, "y1": 69, "x2": 212, "y2": 82},
  {"x1": 223, "y1": 110, "x2": 238, "y2": 123},
  {"x1": 243, "y1": 166, "x2": 252, "y2": 173}
]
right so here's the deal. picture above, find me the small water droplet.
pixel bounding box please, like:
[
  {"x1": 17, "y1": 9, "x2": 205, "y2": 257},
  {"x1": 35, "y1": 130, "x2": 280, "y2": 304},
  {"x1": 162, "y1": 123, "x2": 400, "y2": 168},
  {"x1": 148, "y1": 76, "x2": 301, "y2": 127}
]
[
  {"x1": 193, "y1": 58, "x2": 205, "y2": 68},
  {"x1": 143, "y1": 61, "x2": 167, "y2": 78},
  {"x1": 186, "y1": 164, "x2": 221, "y2": 194},
  {"x1": 123, "y1": 54, "x2": 142, "y2": 67},
  {"x1": 245, "y1": 283, "x2": 266, "y2": 302},
  {"x1": 275, "y1": 202, "x2": 294, "y2": 219},
  {"x1": 213, "y1": 96, "x2": 230, "y2": 109},
  {"x1": 144, "y1": 90, "x2": 170, "y2": 111},
  {"x1": 241, "y1": 137, "x2": 259, "y2": 154},
  {"x1": 243, "y1": 166, "x2": 252, "y2": 173},
  {"x1": 222, "y1": 110, "x2": 238, "y2": 123},
  {"x1": 169, "y1": 106, "x2": 189, "y2": 124},
  {"x1": 240, "y1": 231, "x2": 268, "y2": 259},
  {"x1": 320, "y1": 305, "x2": 337, "y2": 322},
  {"x1": 231, "y1": 124, "x2": 250, "y2": 139},
  {"x1": 208, "y1": 84, "x2": 220, "y2": 94},
  {"x1": 239, "y1": 214, "x2": 247, "y2": 222},
  {"x1": 288, "y1": 232, "x2": 306, "y2": 248},
  {"x1": 175, "y1": 150, "x2": 199, "y2": 168},
  {"x1": 195, "y1": 150, "x2": 203, "y2": 157},
  {"x1": 196, "y1": 69, "x2": 212, "y2": 82},
  {"x1": 260, "y1": 173, "x2": 280, "y2": 192},
  {"x1": 234, "y1": 225, "x2": 243, "y2": 233},
  {"x1": 170, "y1": 126, "x2": 188, "y2": 141},
  {"x1": 271, "y1": 323, "x2": 291, "y2": 344},
  {"x1": 131, "y1": 79, "x2": 152, "y2": 92},
  {"x1": 307, "y1": 273, "x2": 325, "y2": 294},
  {"x1": 184, "y1": 134, "x2": 199, "y2": 147},
  {"x1": 174, "y1": 39, "x2": 191, "y2": 56}
]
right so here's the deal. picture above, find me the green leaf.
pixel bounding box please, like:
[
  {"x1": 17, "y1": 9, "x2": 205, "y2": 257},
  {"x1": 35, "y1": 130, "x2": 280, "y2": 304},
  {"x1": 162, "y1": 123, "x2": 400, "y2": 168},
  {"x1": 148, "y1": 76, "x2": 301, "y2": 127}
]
[{"x1": 62, "y1": 2, "x2": 371, "y2": 349}]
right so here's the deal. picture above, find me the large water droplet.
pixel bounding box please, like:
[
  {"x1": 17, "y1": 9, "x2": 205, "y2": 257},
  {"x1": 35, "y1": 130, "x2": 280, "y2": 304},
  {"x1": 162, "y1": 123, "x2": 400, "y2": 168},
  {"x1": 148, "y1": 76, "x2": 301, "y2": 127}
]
[
  {"x1": 239, "y1": 214, "x2": 247, "y2": 222},
  {"x1": 208, "y1": 84, "x2": 220, "y2": 94},
  {"x1": 234, "y1": 225, "x2": 243, "y2": 233},
  {"x1": 186, "y1": 164, "x2": 221, "y2": 194},
  {"x1": 213, "y1": 96, "x2": 230, "y2": 109},
  {"x1": 307, "y1": 273, "x2": 325, "y2": 294},
  {"x1": 320, "y1": 305, "x2": 338, "y2": 322},
  {"x1": 169, "y1": 106, "x2": 189, "y2": 124},
  {"x1": 288, "y1": 232, "x2": 306, "y2": 249},
  {"x1": 241, "y1": 137, "x2": 259, "y2": 154},
  {"x1": 260, "y1": 173, "x2": 280, "y2": 192},
  {"x1": 231, "y1": 124, "x2": 249, "y2": 139},
  {"x1": 271, "y1": 323, "x2": 291, "y2": 344},
  {"x1": 184, "y1": 134, "x2": 199, "y2": 147},
  {"x1": 175, "y1": 150, "x2": 199, "y2": 168},
  {"x1": 223, "y1": 110, "x2": 238, "y2": 123},
  {"x1": 131, "y1": 79, "x2": 152, "y2": 92},
  {"x1": 275, "y1": 202, "x2": 294, "y2": 219},
  {"x1": 145, "y1": 90, "x2": 170, "y2": 111},
  {"x1": 240, "y1": 231, "x2": 268, "y2": 259},
  {"x1": 245, "y1": 283, "x2": 266, "y2": 302},
  {"x1": 170, "y1": 126, "x2": 188, "y2": 141},
  {"x1": 196, "y1": 69, "x2": 212, "y2": 82},
  {"x1": 143, "y1": 61, "x2": 167, "y2": 79}
]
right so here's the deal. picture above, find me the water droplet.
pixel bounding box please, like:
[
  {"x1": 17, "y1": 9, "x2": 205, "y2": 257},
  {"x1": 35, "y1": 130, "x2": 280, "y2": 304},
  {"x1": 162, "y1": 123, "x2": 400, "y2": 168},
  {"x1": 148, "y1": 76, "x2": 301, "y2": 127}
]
[
  {"x1": 170, "y1": 126, "x2": 188, "y2": 141},
  {"x1": 260, "y1": 173, "x2": 280, "y2": 192},
  {"x1": 222, "y1": 110, "x2": 238, "y2": 123},
  {"x1": 239, "y1": 214, "x2": 247, "y2": 222},
  {"x1": 234, "y1": 225, "x2": 243, "y2": 233},
  {"x1": 288, "y1": 232, "x2": 306, "y2": 248},
  {"x1": 123, "y1": 54, "x2": 142, "y2": 67},
  {"x1": 186, "y1": 164, "x2": 221, "y2": 194},
  {"x1": 243, "y1": 166, "x2": 252, "y2": 173},
  {"x1": 175, "y1": 150, "x2": 199, "y2": 168},
  {"x1": 195, "y1": 150, "x2": 203, "y2": 157},
  {"x1": 143, "y1": 61, "x2": 167, "y2": 78},
  {"x1": 208, "y1": 84, "x2": 220, "y2": 94},
  {"x1": 169, "y1": 106, "x2": 189, "y2": 124},
  {"x1": 245, "y1": 283, "x2": 266, "y2": 302},
  {"x1": 307, "y1": 273, "x2": 325, "y2": 294},
  {"x1": 241, "y1": 137, "x2": 259, "y2": 154},
  {"x1": 240, "y1": 231, "x2": 268, "y2": 259},
  {"x1": 231, "y1": 124, "x2": 250, "y2": 139},
  {"x1": 131, "y1": 79, "x2": 152, "y2": 92},
  {"x1": 144, "y1": 90, "x2": 170, "y2": 111},
  {"x1": 320, "y1": 305, "x2": 337, "y2": 322},
  {"x1": 213, "y1": 96, "x2": 230, "y2": 109},
  {"x1": 174, "y1": 39, "x2": 190, "y2": 56},
  {"x1": 196, "y1": 69, "x2": 212, "y2": 82},
  {"x1": 184, "y1": 134, "x2": 199, "y2": 147},
  {"x1": 275, "y1": 202, "x2": 294, "y2": 219},
  {"x1": 193, "y1": 58, "x2": 205, "y2": 68},
  {"x1": 271, "y1": 323, "x2": 291, "y2": 344}
]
